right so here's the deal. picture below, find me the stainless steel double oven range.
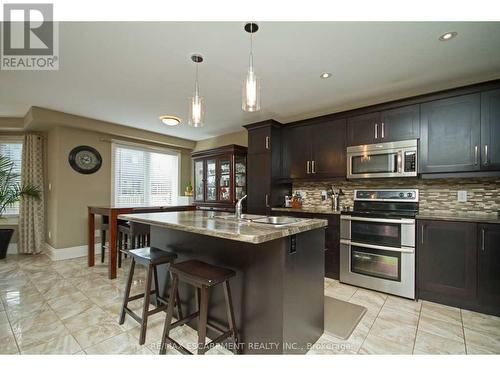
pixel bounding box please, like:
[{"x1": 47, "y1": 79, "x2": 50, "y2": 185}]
[{"x1": 340, "y1": 189, "x2": 419, "y2": 299}]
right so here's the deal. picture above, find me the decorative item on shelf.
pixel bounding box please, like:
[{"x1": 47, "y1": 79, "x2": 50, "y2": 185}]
[
  {"x1": 242, "y1": 22, "x2": 261, "y2": 112},
  {"x1": 185, "y1": 181, "x2": 193, "y2": 196},
  {"x1": 328, "y1": 186, "x2": 344, "y2": 212},
  {"x1": 291, "y1": 191, "x2": 303, "y2": 209},
  {"x1": 188, "y1": 54, "x2": 205, "y2": 127},
  {"x1": 0, "y1": 155, "x2": 41, "y2": 259},
  {"x1": 68, "y1": 145, "x2": 102, "y2": 174}
]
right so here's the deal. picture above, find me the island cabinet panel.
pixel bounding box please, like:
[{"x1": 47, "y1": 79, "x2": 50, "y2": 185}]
[
  {"x1": 419, "y1": 93, "x2": 481, "y2": 174},
  {"x1": 417, "y1": 220, "x2": 478, "y2": 307},
  {"x1": 478, "y1": 224, "x2": 500, "y2": 315},
  {"x1": 481, "y1": 89, "x2": 500, "y2": 170},
  {"x1": 281, "y1": 119, "x2": 346, "y2": 180}
]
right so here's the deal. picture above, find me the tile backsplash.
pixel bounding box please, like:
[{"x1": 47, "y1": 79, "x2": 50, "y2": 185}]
[{"x1": 293, "y1": 177, "x2": 500, "y2": 214}]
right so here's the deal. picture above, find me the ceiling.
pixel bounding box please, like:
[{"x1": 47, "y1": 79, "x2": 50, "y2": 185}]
[{"x1": 1, "y1": 22, "x2": 500, "y2": 141}]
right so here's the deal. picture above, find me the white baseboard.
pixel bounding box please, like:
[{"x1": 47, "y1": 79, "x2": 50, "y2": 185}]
[
  {"x1": 45, "y1": 242, "x2": 103, "y2": 261},
  {"x1": 7, "y1": 242, "x2": 18, "y2": 254}
]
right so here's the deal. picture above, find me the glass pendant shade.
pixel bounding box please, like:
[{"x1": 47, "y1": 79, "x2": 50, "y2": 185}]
[
  {"x1": 188, "y1": 93, "x2": 205, "y2": 127},
  {"x1": 242, "y1": 67, "x2": 260, "y2": 112}
]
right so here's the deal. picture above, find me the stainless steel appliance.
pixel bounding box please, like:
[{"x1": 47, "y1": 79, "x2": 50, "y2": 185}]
[
  {"x1": 346, "y1": 139, "x2": 418, "y2": 179},
  {"x1": 340, "y1": 189, "x2": 419, "y2": 299}
]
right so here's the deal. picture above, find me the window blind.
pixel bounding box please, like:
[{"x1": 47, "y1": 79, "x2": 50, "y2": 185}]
[
  {"x1": 113, "y1": 143, "x2": 179, "y2": 207},
  {"x1": 0, "y1": 140, "x2": 23, "y2": 216}
]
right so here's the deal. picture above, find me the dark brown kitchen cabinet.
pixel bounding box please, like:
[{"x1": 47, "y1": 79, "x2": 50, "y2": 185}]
[
  {"x1": 420, "y1": 94, "x2": 481, "y2": 174},
  {"x1": 282, "y1": 119, "x2": 346, "y2": 179},
  {"x1": 245, "y1": 121, "x2": 291, "y2": 215},
  {"x1": 478, "y1": 224, "x2": 500, "y2": 315},
  {"x1": 417, "y1": 220, "x2": 478, "y2": 308},
  {"x1": 481, "y1": 89, "x2": 500, "y2": 170},
  {"x1": 347, "y1": 105, "x2": 419, "y2": 146},
  {"x1": 192, "y1": 145, "x2": 247, "y2": 211}
]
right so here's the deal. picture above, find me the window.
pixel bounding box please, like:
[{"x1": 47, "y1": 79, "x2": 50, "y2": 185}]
[
  {"x1": 112, "y1": 142, "x2": 179, "y2": 206},
  {"x1": 0, "y1": 139, "x2": 23, "y2": 216}
]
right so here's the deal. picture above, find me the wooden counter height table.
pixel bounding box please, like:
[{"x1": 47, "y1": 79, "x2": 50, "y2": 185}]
[{"x1": 87, "y1": 204, "x2": 195, "y2": 279}]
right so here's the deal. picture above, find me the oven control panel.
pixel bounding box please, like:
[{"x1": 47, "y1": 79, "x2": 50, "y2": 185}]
[{"x1": 354, "y1": 189, "x2": 419, "y2": 202}]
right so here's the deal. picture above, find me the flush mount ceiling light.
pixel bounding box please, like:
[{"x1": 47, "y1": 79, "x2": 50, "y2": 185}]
[
  {"x1": 320, "y1": 72, "x2": 332, "y2": 79},
  {"x1": 188, "y1": 54, "x2": 205, "y2": 128},
  {"x1": 439, "y1": 31, "x2": 458, "y2": 41},
  {"x1": 242, "y1": 22, "x2": 261, "y2": 112},
  {"x1": 159, "y1": 115, "x2": 181, "y2": 126}
]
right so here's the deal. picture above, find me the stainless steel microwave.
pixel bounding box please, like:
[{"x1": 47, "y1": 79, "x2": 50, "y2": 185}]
[{"x1": 346, "y1": 139, "x2": 418, "y2": 179}]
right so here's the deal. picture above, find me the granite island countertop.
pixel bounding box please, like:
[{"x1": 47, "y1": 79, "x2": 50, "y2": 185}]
[
  {"x1": 416, "y1": 210, "x2": 500, "y2": 224},
  {"x1": 119, "y1": 211, "x2": 328, "y2": 244},
  {"x1": 271, "y1": 207, "x2": 341, "y2": 215}
]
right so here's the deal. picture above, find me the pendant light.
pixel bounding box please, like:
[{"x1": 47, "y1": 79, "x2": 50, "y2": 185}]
[
  {"x1": 242, "y1": 22, "x2": 260, "y2": 112},
  {"x1": 188, "y1": 54, "x2": 205, "y2": 127}
]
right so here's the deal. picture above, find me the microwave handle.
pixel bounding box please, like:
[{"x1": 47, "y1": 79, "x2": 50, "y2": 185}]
[{"x1": 397, "y1": 151, "x2": 403, "y2": 173}]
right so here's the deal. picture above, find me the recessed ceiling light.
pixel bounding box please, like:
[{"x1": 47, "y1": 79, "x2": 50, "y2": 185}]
[
  {"x1": 320, "y1": 72, "x2": 332, "y2": 79},
  {"x1": 439, "y1": 32, "x2": 458, "y2": 41},
  {"x1": 159, "y1": 115, "x2": 181, "y2": 126}
]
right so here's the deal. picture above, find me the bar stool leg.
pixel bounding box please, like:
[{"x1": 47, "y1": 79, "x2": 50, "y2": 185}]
[
  {"x1": 223, "y1": 280, "x2": 240, "y2": 354},
  {"x1": 119, "y1": 258, "x2": 135, "y2": 324},
  {"x1": 153, "y1": 266, "x2": 160, "y2": 305},
  {"x1": 197, "y1": 285, "x2": 210, "y2": 355},
  {"x1": 139, "y1": 264, "x2": 153, "y2": 345},
  {"x1": 101, "y1": 229, "x2": 106, "y2": 263},
  {"x1": 160, "y1": 274, "x2": 179, "y2": 355}
]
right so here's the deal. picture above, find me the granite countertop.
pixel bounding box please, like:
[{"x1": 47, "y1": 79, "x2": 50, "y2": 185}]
[
  {"x1": 119, "y1": 211, "x2": 328, "y2": 244},
  {"x1": 416, "y1": 211, "x2": 500, "y2": 224},
  {"x1": 271, "y1": 207, "x2": 341, "y2": 215}
]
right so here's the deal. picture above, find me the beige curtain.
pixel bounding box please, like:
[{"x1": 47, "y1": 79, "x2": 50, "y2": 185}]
[{"x1": 18, "y1": 134, "x2": 45, "y2": 254}]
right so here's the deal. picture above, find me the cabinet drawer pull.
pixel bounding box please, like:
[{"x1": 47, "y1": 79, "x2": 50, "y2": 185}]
[
  {"x1": 482, "y1": 228, "x2": 485, "y2": 252},
  {"x1": 474, "y1": 145, "x2": 479, "y2": 165},
  {"x1": 381, "y1": 122, "x2": 385, "y2": 138},
  {"x1": 265, "y1": 136, "x2": 270, "y2": 150},
  {"x1": 375, "y1": 123, "x2": 378, "y2": 139},
  {"x1": 312, "y1": 160, "x2": 316, "y2": 174},
  {"x1": 265, "y1": 194, "x2": 269, "y2": 207},
  {"x1": 306, "y1": 161, "x2": 311, "y2": 174},
  {"x1": 484, "y1": 144, "x2": 489, "y2": 165},
  {"x1": 421, "y1": 224, "x2": 425, "y2": 244}
]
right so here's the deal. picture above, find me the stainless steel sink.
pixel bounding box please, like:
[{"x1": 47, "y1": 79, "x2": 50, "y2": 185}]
[
  {"x1": 251, "y1": 216, "x2": 304, "y2": 226},
  {"x1": 214, "y1": 214, "x2": 266, "y2": 221}
]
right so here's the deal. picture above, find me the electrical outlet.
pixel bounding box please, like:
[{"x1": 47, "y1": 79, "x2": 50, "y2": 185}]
[
  {"x1": 457, "y1": 190, "x2": 467, "y2": 203},
  {"x1": 321, "y1": 190, "x2": 327, "y2": 201}
]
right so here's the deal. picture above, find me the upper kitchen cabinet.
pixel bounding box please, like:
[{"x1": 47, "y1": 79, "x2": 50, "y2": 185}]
[
  {"x1": 347, "y1": 105, "x2": 420, "y2": 146},
  {"x1": 420, "y1": 93, "x2": 481, "y2": 174},
  {"x1": 282, "y1": 119, "x2": 346, "y2": 180},
  {"x1": 481, "y1": 89, "x2": 500, "y2": 170},
  {"x1": 248, "y1": 125, "x2": 272, "y2": 154},
  {"x1": 191, "y1": 144, "x2": 247, "y2": 211}
]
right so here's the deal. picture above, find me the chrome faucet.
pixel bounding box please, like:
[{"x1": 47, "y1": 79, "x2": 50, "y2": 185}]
[{"x1": 235, "y1": 195, "x2": 247, "y2": 219}]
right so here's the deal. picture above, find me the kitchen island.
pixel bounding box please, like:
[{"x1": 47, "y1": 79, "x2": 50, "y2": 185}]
[{"x1": 119, "y1": 210, "x2": 327, "y2": 354}]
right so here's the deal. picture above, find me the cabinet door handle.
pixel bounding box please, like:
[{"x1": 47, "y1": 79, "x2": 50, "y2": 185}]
[
  {"x1": 306, "y1": 161, "x2": 311, "y2": 174},
  {"x1": 484, "y1": 144, "x2": 489, "y2": 165},
  {"x1": 481, "y1": 228, "x2": 485, "y2": 252},
  {"x1": 474, "y1": 145, "x2": 479, "y2": 165},
  {"x1": 265, "y1": 194, "x2": 269, "y2": 207},
  {"x1": 381, "y1": 122, "x2": 385, "y2": 138},
  {"x1": 312, "y1": 160, "x2": 316, "y2": 174},
  {"x1": 374, "y1": 123, "x2": 378, "y2": 139},
  {"x1": 265, "y1": 136, "x2": 270, "y2": 150},
  {"x1": 421, "y1": 224, "x2": 425, "y2": 245}
]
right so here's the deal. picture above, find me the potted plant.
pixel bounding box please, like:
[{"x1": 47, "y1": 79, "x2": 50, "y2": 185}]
[
  {"x1": 184, "y1": 181, "x2": 193, "y2": 196},
  {"x1": 0, "y1": 155, "x2": 41, "y2": 259}
]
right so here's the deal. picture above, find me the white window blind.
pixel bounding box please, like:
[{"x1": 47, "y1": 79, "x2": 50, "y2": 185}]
[
  {"x1": 113, "y1": 143, "x2": 179, "y2": 206},
  {"x1": 0, "y1": 140, "x2": 23, "y2": 216}
]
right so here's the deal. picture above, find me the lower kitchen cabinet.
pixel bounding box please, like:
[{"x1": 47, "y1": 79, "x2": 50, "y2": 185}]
[
  {"x1": 417, "y1": 219, "x2": 500, "y2": 316},
  {"x1": 274, "y1": 211, "x2": 340, "y2": 279}
]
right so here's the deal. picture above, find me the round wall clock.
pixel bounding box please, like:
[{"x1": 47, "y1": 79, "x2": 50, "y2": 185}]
[{"x1": 68, "y1": 146, "x2": 102, "y2": 174}]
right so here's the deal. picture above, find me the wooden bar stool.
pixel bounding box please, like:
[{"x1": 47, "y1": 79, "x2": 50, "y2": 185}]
[
  {"x1": 117, "y1": 222, "x2": 150, "y2": 268},
  {"x1": 119, "y1": 247, "x2": 183, "y2": 345},
  {"x1": 159, "y1": 260, "x2": 240, "y2": 355}
]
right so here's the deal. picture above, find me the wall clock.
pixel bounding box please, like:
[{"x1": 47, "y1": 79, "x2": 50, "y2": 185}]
[{"x1": 68, "y1": 145, "x2": 102, "y2": 174}]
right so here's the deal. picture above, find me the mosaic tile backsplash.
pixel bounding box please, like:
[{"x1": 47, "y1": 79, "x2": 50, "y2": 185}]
[{"x1": 293, "y1": 177, "x2": 500, "y2": 214}]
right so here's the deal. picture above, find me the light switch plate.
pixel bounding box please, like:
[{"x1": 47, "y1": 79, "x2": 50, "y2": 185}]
[{"x1": 457, "y1": 190, "x2": 467, "y2": 202}]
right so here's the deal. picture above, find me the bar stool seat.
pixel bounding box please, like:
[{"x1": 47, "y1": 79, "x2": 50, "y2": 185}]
[
  {"x1": 159, "y1": 260, "x2": 240, "y2": 355},
  {"x1": 119, "y1": 246, "x2": 182, "y2": 345}
]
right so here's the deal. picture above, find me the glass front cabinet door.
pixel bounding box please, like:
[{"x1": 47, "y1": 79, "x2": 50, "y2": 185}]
[{"x1": 194, "y1": 160, "x2": 205, "y2": 202}]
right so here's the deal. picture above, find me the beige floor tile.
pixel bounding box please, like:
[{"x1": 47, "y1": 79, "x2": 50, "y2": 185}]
[
  {"x1": 62, "y1": 305, "x2": 113, "y2": 333},
  {"x1": 47, "y1": 291, "x2": 95, "y2": 320},
  {"x1": 0, "y1": 301, "x2": 4, "y2": 312},
  {"x1": 0, "y1": 333, "x2": 19, "y2": 354},
  {"x1": 324, "y1": 281, "x2": 358, "y2": 301},
  {"x1": 414, "y1": 330, "x2": 465, "y2": 354},
  {"x1": 368, "y1": 316, "x2": 417, "y2": 347},
  {"x1": 0, "y1": 310, "x2": 8, "y2": 324},
  {"x1": 421, "y1": 300, "x2": 462, "y2": 325},
  {"x1": 461, "y1": 309, "x2": 500, "y2": 336},
  {"x1": 0, "y1": 322, "x2": 14, "y2": 339},
  {"x1": 35, "y1": 279, "x2": 77, "y2": 299},
  {"x1": 9, "y1": 308, "x2": 59, "y2": 335},
  {"x1": 72, "y1": 321, "x2": 126, "y2": 349},
  {"x1": 418, "y1": 315, "x2": 464, "y2": 342},
  {"x1": 21, "y1": 334, "x2": 82, "y2": 354},
  {"x1": 5, "y1": 300, "x2": 54, "y2": 322},
  {"x1": 384, "y1": 295, "x2": 422, "y2": 315},
  {"x1": 84, "y1": 332, "x2": 143, "y2": 354},
  {"x1": 466, "y1": 343, "x2": 500, "y2": 354},
  {"x1": 14, "y1": 320, "x2": 70, "y2": 351},
  {"x1": 359, "y1": 332, "x2": 413, "y2": 354},
  {"x1": 378, "y1": 304, "x2": 419, "y2": 327},
  {"x1": 464, "y1": 327, "x2": 500, "y2": 354}
]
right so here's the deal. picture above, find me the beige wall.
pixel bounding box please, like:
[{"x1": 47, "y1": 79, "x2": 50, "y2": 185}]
[
  {"x1": 46, "y1": 126, "x2": 192, "y2": 249},
  {"x1": 193, "y1": 130, "x2": 247, "y2": 151}
]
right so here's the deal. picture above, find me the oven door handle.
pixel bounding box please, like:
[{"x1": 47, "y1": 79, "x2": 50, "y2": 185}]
[
  {"x1": 340, "y1": 215, "x2": 415, "y2": 225},
  {"x1": 340, "y1": 239, "x2": 415, "y2": 253}
]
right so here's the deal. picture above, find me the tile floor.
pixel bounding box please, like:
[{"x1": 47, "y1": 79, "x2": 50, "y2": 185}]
[{"x1": 1, "y1": 254, "x2": 499, "y2": 355}]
